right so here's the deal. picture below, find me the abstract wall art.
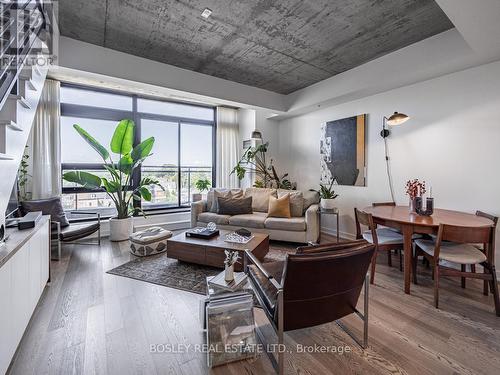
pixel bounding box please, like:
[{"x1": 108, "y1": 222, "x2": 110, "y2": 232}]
[{"x1": 320, "y1": 114, "x2": 366, "y2": 186}]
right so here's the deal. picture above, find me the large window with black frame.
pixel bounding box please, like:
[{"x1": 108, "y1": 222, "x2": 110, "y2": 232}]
[{"x1": 60, "y1": 84, "x2": 216, "y2": 217}]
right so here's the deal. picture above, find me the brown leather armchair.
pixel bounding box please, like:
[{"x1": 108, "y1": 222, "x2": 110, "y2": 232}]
[{"x1": 244, "y1": 240, "x2": 374, "y2": 374}]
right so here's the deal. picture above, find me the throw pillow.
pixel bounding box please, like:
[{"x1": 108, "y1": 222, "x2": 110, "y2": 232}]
[
  {"x1": 278, "y1": 189, "x2": 303, "y2": 217},
  {"x1": 209, "y1": 189, "x2": 244, "y2": 213},
  {"x1": 217, "y1": 196, "x2": 253, "y2": 215},
  {"x1": 21, "y1": 197, "x2": 70, "y2": 227},
  {"x1": 244, "y1": 188, "x2": 277, "y2": 212},
  {"x1": 268, "y1": 194, "x2": 291, "y2": 218}
]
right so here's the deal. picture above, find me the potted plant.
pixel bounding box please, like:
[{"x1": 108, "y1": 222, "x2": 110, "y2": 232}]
[
  {"x1": 193, "y1": 178, "x2": 211, "y2": 202},
  {"x1": 62, "y1": 119, "x2": 163, "y2": 241},
  {"x1": 312, "y1": 179, "x2": 339, "y2": 210},
  {"x1": 405, "y1": 179, "x2": 426, "y2": 213}
]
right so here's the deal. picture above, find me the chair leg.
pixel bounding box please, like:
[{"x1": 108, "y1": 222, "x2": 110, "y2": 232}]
[
  {"x1": 277, "y1": 290, "x2": 284, "y2": 375},
  {"x1": 434, "y1": 265, "x2": 440, "y2": 309},
  {"x1": 387, "y1": 250, "x2": 392, "y2": 267},
  {"x1": 461, "y1": 265, "x2": 466, "y2": 289},
  {"x1": 370, "y1": 248, "x2": 378, "y2": 285},
  {"x1": 482, "y1": 263, "x2": 500, "y2": 317}
]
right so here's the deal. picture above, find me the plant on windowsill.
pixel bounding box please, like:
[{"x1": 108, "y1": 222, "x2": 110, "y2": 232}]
[
  {"x1": 311, "y1": 178, "x2": 339, "y2": 210},
  {"x1": 192, "y1": 178, "x2": 211, "y2": 202},
  {"x1": 231, "y1": 141, "x2": 296, "y2": 190},
  {"x1": 62, "y1": 119, "x2": 164, "y2": 242}
]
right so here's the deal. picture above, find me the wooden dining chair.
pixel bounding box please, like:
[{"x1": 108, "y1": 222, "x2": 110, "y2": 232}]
[
  {"x1": 371, "y1": 202, "x2": 403, "y2": 271},
  {"x1": 355, "y1": 208, "x2": 404, "y2": 284},
  {"x1": 473, "y1": 211, "x2": 498, "y2": 296},
  {"x1": 413, "y1": 223, "x2": 500, "y2": 316}
]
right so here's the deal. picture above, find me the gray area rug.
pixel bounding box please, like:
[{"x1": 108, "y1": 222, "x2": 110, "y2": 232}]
[{"x1": 107, "y1": 241, "x2": 296, "y2": 295}]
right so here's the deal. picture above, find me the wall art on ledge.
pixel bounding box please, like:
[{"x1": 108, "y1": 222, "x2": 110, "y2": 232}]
[{"x1": 320, "y1": 114, "x2": 366, "y2": 186}]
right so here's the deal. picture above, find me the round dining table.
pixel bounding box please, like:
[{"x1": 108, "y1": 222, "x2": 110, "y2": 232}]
[{"x1": 362, "y1": 205, "x2": 495, "y2": 294}]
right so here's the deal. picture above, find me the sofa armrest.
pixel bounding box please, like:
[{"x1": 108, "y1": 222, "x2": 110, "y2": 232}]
[
  {"x1": 305, "y1": 204, "x2": 320, "y2": 243},
  {"x1": 190, "y1": 200, "x2": 207, "y2": 228}
]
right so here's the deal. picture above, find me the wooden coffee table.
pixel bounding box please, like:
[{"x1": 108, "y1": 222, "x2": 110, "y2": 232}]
[{"x1": 166, "y1": 230, "x2": 269, "y2": 271}]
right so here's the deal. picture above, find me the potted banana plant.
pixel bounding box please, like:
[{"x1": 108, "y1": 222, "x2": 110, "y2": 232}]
[{"x1": 63, "y1": 119, "x2": 163, "y2": 241}]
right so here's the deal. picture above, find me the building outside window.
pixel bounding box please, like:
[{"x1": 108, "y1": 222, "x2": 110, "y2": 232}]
[{"x1": 60, "y1": 85, "x2": 216, "y2": 216}]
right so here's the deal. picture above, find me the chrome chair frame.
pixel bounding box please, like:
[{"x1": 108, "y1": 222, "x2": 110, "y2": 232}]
[
  {"x1": 244, "y1": 250, "x2": 369, "y2": 374},
  {"x1": 52, "y1": 212, "x2": 101, "y2": 260}
]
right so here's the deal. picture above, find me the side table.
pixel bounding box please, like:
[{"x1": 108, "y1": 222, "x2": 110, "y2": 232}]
[{"x1": 319, "y1": 207, "x2": 340, "y2": 243}]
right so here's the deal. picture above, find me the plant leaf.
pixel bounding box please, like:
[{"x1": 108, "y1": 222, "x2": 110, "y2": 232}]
[
  {"x1": 63, "y1": 171, "x2": 102, "y2": 189},
  {"x1": 118, "y1": 154, "x2": 134, "y2": 175},
  {"x1": 73, "y1": 125, "x2": 109, "y2": 161},
  {"x1": 131, "y1": 137, "x2": 154, "y2": 162},
  {"x1": 110, "y1": 119, "x2": 135, "y2": 155},
  {"x1": 139, "y1": 186, "x2": 152, "y2": 201},
  {"x1": 101, "y1": 177, "x2": 120, "y2": 193}
]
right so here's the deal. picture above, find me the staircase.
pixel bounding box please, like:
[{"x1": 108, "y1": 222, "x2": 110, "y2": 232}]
[{"x1": 0, "y1": 1, "x2": 52, "y2": 233}]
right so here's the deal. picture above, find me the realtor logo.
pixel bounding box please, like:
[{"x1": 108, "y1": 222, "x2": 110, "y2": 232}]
[{"x1": 0, "y1": 0, "x2": 58, "y2": 70}]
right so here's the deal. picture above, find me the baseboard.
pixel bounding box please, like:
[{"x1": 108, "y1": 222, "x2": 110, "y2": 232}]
[{"x1": 321, "y1": 227, "x2": 355, "y2": 241}]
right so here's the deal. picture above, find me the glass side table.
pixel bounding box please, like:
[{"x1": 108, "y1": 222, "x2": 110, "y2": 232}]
[
  {"x1": 319, "y1": 207, "x2": 340, "y2": 243},
  {"x1": 201, "y1": 274, "x2": 257, "y2": 368}
]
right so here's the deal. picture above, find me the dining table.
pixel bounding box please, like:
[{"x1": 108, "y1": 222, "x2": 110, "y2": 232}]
[{"x1": 362, "y1": 205, "x2": 496, "y2": 294}]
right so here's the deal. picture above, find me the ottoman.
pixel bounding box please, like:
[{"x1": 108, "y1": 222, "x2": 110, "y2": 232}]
[{"x1": 129, "y1": 227, "x2": 172, "y2": 257}]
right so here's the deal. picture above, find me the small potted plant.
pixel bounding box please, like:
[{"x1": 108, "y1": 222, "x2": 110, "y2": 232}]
[
  {"x1": 193, "y1": 178, "x2": 211, "y2": 202},
  {"x1": 312, "y1": 179, "x2": 339, "y2": 210}
]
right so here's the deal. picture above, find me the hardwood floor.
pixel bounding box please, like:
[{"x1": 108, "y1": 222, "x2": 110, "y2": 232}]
[{"x1": 8, "y1": 234, "x2": 500, "y2": 375}]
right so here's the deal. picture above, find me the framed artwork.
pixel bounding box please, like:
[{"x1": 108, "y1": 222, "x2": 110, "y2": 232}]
[{"x1": 320, "y1": 114, "x2": 366, "y2": 186}]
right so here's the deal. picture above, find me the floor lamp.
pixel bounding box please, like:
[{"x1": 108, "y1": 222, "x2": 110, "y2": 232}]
[{"x1": 380, "y1": 112, "x2": 410, "y2": 203}]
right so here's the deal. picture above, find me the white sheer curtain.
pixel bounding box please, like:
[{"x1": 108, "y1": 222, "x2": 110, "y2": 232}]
[
  {"x1": 28, "y1": 79, "x2": 61, "y2": 199},
  {"x1": 216, "y1": 107, "x2": 239, "y2": 188}
]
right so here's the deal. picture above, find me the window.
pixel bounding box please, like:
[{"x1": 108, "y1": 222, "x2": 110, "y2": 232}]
[{"x1": 60, "y1": 85, "x2": 216, "y2": 215}]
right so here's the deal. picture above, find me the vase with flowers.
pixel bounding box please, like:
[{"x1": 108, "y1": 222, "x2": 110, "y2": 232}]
[
  {"x1": 224, "y1": 250, "x2": 239, "y2": 282},
  {"x1": 405, "y1": 179, "x2": 426, "y2": 213}
]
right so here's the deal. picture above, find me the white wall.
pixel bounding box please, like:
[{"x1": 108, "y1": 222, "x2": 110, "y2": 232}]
[{"x1": 277, "y1": 60, "x2": 500, "y2": 268}]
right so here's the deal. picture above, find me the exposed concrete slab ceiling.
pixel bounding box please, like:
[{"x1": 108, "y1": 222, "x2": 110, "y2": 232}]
[{"x1": 59, "y1": 0, "x2": 453, "y2": 95}]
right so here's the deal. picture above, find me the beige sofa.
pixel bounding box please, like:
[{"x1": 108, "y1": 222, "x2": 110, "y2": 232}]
[{"x1": 190, "y1": 188, "x2": 320, "y2": 243}]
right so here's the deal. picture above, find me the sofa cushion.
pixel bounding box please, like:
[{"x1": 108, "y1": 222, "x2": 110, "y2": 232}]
[
  {"x1": 302, "y1": 190, "x2": 320, "y2": 213},
  {"x1": 207, "y1": 189, "x2": 243, "y2": 213},
  {"x1": 244, "y1": 188, "x2": 277, "y2": 212},
  {"x1": 217, "y1": 196, "x2": 253, "y2": 215},
  {"x1": 198, "y1": 212, "x2": 231, "y2": 225},
  {"x1": 228, "y1": 212, "x2": 268, "y2": 228},
  {"x1": 265, "y1": 217, "x2": 306, "y2": 232},
  {"x1": 278, "y1": 189, "x2": 303, "y2": 217},
  {"x1": 268, "y1": 194, "x2": 291, "y2": 218}
]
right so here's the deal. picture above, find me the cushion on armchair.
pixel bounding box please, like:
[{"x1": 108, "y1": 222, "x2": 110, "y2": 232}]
[{"x1": 21, "y1": 197, "x2": 70, "y2": 227}]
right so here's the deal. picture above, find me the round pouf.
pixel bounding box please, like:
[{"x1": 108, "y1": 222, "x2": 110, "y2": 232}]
[{"x1": 129, "y1": 227, "x2": 172, "y2": 257}]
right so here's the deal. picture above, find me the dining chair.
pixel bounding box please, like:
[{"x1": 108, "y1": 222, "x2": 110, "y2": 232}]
[
  {"x1": 413, "y1": 223, "x2": 500, "y2": 316},
  {"x1": 355, "y1": 208, "x2": 404, "y2": 284},
  {"x1": 244, "y1": 240, "x2": 374, "y2": 374},
  {"x1": 371, "y1": 201, "x2": 403, "y2": 271},
  {"x1": 473, "y1": 211, "x2": 498, "y2": 296}
]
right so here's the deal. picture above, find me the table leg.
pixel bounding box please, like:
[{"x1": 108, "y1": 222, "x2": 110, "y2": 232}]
[{"x1": 402, "y1": 225, "x2": 413, "y2": 294}]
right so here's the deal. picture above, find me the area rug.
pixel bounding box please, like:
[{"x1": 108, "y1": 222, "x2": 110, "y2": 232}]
[{"x1": 107, "y1": 241, "x2": 296, "y2": 295}]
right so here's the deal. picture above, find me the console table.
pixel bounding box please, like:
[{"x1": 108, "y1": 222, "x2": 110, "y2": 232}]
[{"x1": 0, "y1": 215, "x2": 51, "y2": 374}]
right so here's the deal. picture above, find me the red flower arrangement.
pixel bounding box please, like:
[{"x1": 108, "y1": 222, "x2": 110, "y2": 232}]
[{"x1": 405, "y1": 179, "x2": 426, "y2": 199}]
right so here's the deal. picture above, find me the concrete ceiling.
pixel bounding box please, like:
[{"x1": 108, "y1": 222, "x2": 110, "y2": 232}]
[{"x1": 59, "y1": 0, "x2": 453, "y2": 95}]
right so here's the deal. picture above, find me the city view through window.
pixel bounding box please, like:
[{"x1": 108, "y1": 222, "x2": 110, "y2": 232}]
[{"x1": 60, "y1": 85, "x2": 215, "y2": 216}]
